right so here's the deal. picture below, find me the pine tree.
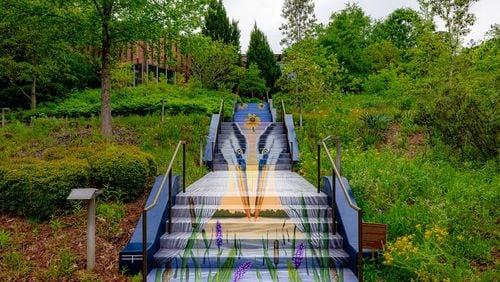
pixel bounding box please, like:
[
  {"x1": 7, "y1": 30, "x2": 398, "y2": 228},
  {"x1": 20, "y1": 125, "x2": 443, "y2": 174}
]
[
  {"x1": 203, "y1": 0, "x2": 240, "y2": 47},
  {"x1": 230, "y1": 19, "x2": 241, "y2": 52},
  {"x1": 247, "y1": 24, "x2": 281, "y2": 89},
  {"x1": 279, "y1": 0, "x2": 317, "y2": 48}
]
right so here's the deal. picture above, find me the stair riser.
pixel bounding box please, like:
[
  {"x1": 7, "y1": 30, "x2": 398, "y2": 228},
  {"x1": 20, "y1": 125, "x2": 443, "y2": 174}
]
[
  {"x1": 170, "y1": 222, "x2": 335, "y2": 234},
  {"x1": 155, "y1": 256, "x2": 347, "y2": 270},
  {"x1": 218, "y1": 130, "x2": 286, "y2": 134},
  {"x1": 160, "y1": 237, "x2": 342, "y2": 250},
  {"x1": 171, "y1": 209, "x2": 333, "y2": 219},
  {"x1": 214, "y1": 153, "x2": 291, "y2": 159},
  {"x1": 175, "y1": 196, "x2": 328, "y2": 206},
  {"x1": 212, "y1": 164, "x2": 293, "y2": 170},
  {"x1": 212, "y1": 156, "x2": 291, "y2": 162}
]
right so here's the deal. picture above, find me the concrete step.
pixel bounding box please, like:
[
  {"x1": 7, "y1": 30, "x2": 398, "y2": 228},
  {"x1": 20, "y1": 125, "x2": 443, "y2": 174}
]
[
  {"x1": 213, "y1": 153, "x2": 291, "y2": 159},
  {"x1": 169, "y1": 217, "x2": 335, "y2": 234},
  {"x1": 154, "y1": 246, "x2": 350, "y2": 269},
  {"x1": 147, "y1": 267, "x2": 358, "y2": 282},
  {"x1": 212, "y1": 163, "x2": 293, "y2": 171},
  {"x1": 171, "y1": 204, "x2": 331, "y2": 216},
  {"x1": 159, "y1": 231, "x2": 343, "y2": 250},
  {"x1": 175, "y1": 193, "x2": 328, "y2": 206}
]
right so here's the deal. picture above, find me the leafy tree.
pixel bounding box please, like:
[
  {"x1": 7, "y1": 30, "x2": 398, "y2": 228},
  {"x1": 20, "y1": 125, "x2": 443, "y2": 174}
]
[
  {"x1": 238, "y1": 63, "x2": 266, "y2": 98},
  {"x1": 247, "y1": 24, "x2": 281, "y2": 90},
  {"x1": 277, "y1": 38, "x2": 341, "y2": 103},
  {"x1": 0, "y1": 0, "x2": 75, "y2": 110},
  {"x1": 372, "y1": 8, "x2": 424, "y2": 52},
  {"x1": 203, "y1": 0, "x2": 239, "y2": 47},
  {"x1": 418, "y1": 0, "x2": 479, "y2": 81},
  {"x1": 69, "y1": 0, "x2": 206, "y2": 138},
  {"x1": 188, "y1": 36, "x2": 240, "y2": 90},
  {"x1": 320, "y1": 3, "x2": 371, "y2": 92},
  {"x1": 363, "y1": 40, "x2": 401, "y2": 72},
  {"x1": 279, "y1": 0, "x2": 318, "y2": 48}
]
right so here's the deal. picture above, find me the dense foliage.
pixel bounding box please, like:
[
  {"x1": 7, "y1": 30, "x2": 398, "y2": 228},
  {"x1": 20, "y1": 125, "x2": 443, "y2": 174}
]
[
  {"x1": 277, "y1": 2, "x2": 498, "y2": 162},
  {"x1": 188, "y1": 35, "x2": 241, "y2": 90},
  {"x1": 9, "y1": 83, "x2": 234, "y2": 120},
  {"x1": 0, "y1": 145, "x2": 156, "y2": 219},
  {"x1": 247, "y1": 24, "x2": 281, "y2": 90},
  {"x1": 203, "y1": 0, "x2": 240, "y2": 49},
  {"x1": 0, "y1": 158, "x2": 90, "y2": 219}
]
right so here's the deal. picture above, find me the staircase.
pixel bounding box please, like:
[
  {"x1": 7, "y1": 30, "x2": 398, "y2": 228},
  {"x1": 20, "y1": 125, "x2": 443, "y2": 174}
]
[{"x1": 124, "y1": 102, "x2": 359, "y2": 281}]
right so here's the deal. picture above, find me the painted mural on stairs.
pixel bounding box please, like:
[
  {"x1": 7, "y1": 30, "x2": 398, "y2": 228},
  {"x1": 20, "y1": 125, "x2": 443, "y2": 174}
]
[{"x1": 149, "y1": 103, "x2": 357, "y2": 282}]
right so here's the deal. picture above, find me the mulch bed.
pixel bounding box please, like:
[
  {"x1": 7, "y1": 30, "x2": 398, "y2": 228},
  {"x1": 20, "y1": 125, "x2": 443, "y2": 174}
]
[{"x1": 0, "y1": 194, "x2": 147, "y2": 281}]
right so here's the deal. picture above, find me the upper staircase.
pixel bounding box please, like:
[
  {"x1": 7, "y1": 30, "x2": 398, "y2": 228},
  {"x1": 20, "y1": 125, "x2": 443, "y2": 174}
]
[{"x1": 120, "y1": 101, "x2": 364, "y2": 282}]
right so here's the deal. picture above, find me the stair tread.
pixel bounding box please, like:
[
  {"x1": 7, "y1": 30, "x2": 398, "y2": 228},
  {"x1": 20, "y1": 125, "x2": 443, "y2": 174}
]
[
  {"x1": 172, "y1": 204, "x2": 331, "y2": 210},
  {"x1": 160, "y1": 231, "x2": 343, "y2": 240},
  {"x1": 170, "y1": 218, "x2": 333, "y2": 224},
  {"x1": 147, "y1": 267, "x2": 358, "y2": 282},
  {"x1": 154, "y1": 247, "x2": 349, "y2": 259}
]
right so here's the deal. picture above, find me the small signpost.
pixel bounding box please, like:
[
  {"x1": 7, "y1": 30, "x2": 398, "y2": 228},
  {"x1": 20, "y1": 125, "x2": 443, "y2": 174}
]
[
  {"x1": 160, "y1": 99, "x2": 166, "y2": 122},
  {"x1": 67, "y1": 188, "x2": 102, "y2": 271},
  {"x1": 1, "y1": 107, "x2": 10, "y2": 128}
]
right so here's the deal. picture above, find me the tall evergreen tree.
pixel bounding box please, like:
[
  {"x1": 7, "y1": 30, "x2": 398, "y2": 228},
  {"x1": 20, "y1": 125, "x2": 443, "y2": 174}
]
[
  {"x1": 230, "y1": 19, "x2": 241, "y2": 52},
  {"x1": 279, "y1": 0, "x2": 317, "y2": 48},
  {"x1": 247, "y1": 24, "x2": 281, "y2": 90},
  {"x1": 203, "y1": 0, "x2": 240, "y2": 47}
]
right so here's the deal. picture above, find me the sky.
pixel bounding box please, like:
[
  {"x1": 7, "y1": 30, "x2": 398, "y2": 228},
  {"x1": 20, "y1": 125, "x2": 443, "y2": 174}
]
[{"x1": 223, "y1": 0, "x2": 500, "y2": 53}]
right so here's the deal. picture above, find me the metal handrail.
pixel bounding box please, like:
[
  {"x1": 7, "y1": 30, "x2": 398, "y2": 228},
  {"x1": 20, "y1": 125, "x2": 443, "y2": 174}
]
[
  {"x1": 211, "y1": 99, "x2": 225, "y2": 170},
  {"x1": 281, "y1": 99, "x2": 286, "y2": 121},
  {"x1": 317, "y1": 136, "x2": 363, "y2": 281},
  {"x1": 142, "y1": 140, "x2": 186, "y2": 281},
  {"x1": 281, "y1": 100, "x2": 294, "y2": 171},
  {"x1": 232, "y1": 97, "x2": 238, "y2": 121}
]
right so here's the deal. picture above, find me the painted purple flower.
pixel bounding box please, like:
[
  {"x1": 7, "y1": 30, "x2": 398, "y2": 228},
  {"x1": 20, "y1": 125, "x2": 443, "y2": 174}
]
[
  {"x1": 232, "y1": 261, "x2": 252, "y2": 282},
  {"x1": 292, "y1": 242, "x2": 305, "y2": 269},
  {"x1": 216, "y1": 220, "x2": 223, "y2": 249}
]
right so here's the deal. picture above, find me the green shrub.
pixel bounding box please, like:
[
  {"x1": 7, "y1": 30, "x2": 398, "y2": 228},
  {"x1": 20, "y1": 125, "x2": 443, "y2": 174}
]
[
  {"x1": 43, "y1": 146, "x2": 100, "y2": 161},
  {"x1": 12, "y1": 84, "x2": 233, "y2": 121},
  {"x1": 416, "y1": 91, "x2": 498, "y2": 161},
  {"x1": 358, "y1": 112, "x2": 392, "y2": 147},
  {"x1": 0, "y1": 158, "x2": 90, "y2": 220},
  {"x1": 88, "y1": 146, "x2": 157, "y2": 201}
]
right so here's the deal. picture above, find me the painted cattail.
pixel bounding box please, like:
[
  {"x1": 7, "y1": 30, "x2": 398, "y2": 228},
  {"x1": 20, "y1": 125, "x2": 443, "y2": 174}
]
[
  {"x1": 274, "y1": 239, "x2": 280, "y2": 266},
  {"x1": 189, "y1": 197, "x2": 196, "y2": 229}
]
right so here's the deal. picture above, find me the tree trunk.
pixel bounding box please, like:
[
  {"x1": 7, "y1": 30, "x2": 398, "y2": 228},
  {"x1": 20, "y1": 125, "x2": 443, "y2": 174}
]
[
  {"x1": 30, "y1": 75, "x2": 36, "y2": 110},
  {"x1": 100, "y1": 11, "x2": 113, "y2": 138}
]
